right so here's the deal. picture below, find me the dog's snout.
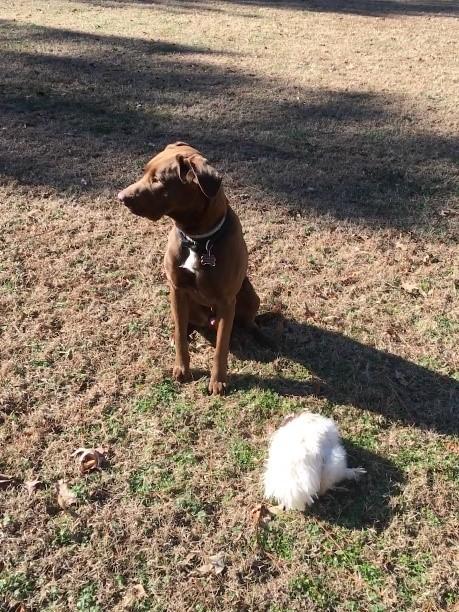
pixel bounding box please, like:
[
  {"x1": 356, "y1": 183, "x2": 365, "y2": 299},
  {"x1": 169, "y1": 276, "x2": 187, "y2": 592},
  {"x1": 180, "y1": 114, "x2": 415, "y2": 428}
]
[
  {"x1": 118, "y1": 185, "x2": 142, "y2": 206},
  {"x1": 118, "y1": 189, "x2": 136, "y2": 207}
]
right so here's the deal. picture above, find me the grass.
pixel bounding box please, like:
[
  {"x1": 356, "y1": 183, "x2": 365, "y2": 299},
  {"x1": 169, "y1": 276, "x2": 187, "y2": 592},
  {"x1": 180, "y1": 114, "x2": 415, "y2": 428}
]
[
  {"x1": 289, "y1": 574, "x2": 338, "y2": 609},
  {"x1": 258, "y1": 520, "x2": 296, "y2": 561},
  {"x1": 230, "y1": 438, "x2": 260, "y2": 472},
  {"x1": 1, "y1": 0, "x2": 458, "y2": 610},
  {"x1": 133, "y1": 379, "x2": 179, "y2": 413},
  {"x1": 0, "y1": 572, "x2": 35, "y2": 603},
  {"x1": 76, "y1": 583, "x2": 100, "y2": 612}
]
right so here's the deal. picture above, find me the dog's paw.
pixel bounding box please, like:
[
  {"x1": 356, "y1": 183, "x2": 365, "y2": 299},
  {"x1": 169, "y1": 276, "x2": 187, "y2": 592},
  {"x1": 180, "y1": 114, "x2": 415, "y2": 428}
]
[
  {"x1": 208, "y1": 379, "x2": 227, "y2": 395},
  {"x1": 172, "y1": 364, "x2": 191, "y2": 383},
  {"x1": 351, "y1": 467, "x2": 367, "y2": 480}
]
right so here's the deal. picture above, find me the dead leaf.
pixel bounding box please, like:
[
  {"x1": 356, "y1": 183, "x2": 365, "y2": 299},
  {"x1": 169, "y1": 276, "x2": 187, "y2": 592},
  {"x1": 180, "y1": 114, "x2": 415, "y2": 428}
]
[
  {"x1": 129, "y1": 584, "x2": 146, "y2": 598},
  {"x1": 209, "y1": 552, "x2": 226, "y2": 575},
  {"x1": 401, "y1": 282, "x2": 420, "y2": 296},
  {"x1": 250, "y1": 503, "x2": 274, "y2": 527},
  {"x1": 196, "y1": 563, "x2": 213, "y2": 576},
  {"x1": 251, "y1": 503, "x2": 264, "y2": 525},
  {"x1": 177, "y1": 552, "x2": 198, "y2": 568},
  {"x1": 0, "y1": 473, "x2": 14, "y2": 488},
  {"x1": 197, "y1": 551, "x2": 226, "y2": 576},
  {"x1": 56, "y1": 480, "x2": 77, "y2": 510},
  {"x1": 197, "y1": 563, "x2": 214, "y2": 575},
  {"x1": 24, "y1": 479, "x2": 42, "y2": 495},
  {"x1": 116, "y1": 583, "x2": 146, "y2": 610},
  {"x1": 445, "y1": 440, "x2": 459, "y2": 455},
  {"x1": 72, "y1": 447, "x2": 108, "y2": 474}
]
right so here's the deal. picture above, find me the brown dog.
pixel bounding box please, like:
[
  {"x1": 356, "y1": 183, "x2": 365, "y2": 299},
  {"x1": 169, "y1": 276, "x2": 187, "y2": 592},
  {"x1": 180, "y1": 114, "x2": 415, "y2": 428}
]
[{"x1": 118, "y1": 142, "x2": 260, "y2": 395}]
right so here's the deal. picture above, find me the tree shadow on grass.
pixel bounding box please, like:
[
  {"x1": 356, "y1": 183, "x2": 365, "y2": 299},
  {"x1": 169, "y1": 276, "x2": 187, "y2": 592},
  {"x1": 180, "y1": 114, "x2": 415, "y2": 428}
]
[
  {"x1": 229, "y1": 315, "x2": 458, "y2": 436},
  {"x1": 76, "y1": 0, "x2": 263, "y2": 17},
  {"x1": 233, "y1": 0, "x2": 459, "y2": 17},
  {"x1": 308, "y1": 441, "x2": 404, "y2": 530},
  {"x1": 76, "y1": 0, "x2": 459, "y2": 18},
  {"x1": 1, "y1": 20, "x2": 458, "y2": 234}
]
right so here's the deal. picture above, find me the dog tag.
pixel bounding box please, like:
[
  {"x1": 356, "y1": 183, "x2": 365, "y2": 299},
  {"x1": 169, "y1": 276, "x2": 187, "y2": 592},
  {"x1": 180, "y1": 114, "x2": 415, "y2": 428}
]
[{"x1": 200, "y1": 253, "x2": 216, "y2": 267}]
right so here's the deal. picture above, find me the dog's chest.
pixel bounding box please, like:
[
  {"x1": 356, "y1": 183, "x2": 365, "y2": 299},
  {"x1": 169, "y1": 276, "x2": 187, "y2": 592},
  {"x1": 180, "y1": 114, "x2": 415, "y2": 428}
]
[{"x1": 181, "y1": 249, "x2": 200, "y2": 274}]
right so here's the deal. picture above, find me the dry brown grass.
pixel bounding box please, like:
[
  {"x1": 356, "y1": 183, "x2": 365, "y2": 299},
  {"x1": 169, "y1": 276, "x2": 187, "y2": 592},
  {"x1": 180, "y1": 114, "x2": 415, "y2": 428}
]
[{"x1": 1, "y1": 1, "x2": 458, "y2": 610}]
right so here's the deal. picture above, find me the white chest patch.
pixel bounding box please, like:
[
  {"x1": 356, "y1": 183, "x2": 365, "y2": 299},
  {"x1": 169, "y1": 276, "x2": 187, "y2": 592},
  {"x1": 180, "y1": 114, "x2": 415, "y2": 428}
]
[{"x1": 181, "y1": 249, "x2": 200, "y2": 274}]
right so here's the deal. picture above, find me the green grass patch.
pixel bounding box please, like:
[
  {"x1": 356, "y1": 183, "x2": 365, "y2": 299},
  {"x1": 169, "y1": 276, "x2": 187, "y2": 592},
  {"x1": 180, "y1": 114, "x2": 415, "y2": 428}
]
[
  {"x1": 324, "y1": 540, "x2": 383, "y2": 588},
  {"x1": 134, "y1": 379, "x2": 179, "y2": 413},
  {"x1": 396, "y1": 552, "x2": 431, "y2": 606},
  {"x1": 289, "y1": 574, "x2": 338, "y2": 609},
  {"x1": 258, "y1": 522, "x2": 295, "y2": 560},
  {"x1": 210, "y1": 397, "x2": 230, "y2": 432},
  {"x1": 51, "y1": 517, "x2": 92, "y2": 548},
  {"x1": 104, "y1": 412, "x2": 128, "y2": 442},
  {"x1": 0, "y1": 571, "x2": 35, "y2": 603},
  {"x1": 129, "y1": 465, "x2": 176, "y2": 503},
  {"x1": 236, "y1": 387, "x2": 301, "y2": 425},
  {"x1": 176, "y1": 493, "x2": 207, "y2": 522},
  {"x1": 242, "y1": 388, "x2": 283, "y2": 419},
  {"x1": 70, "y1": 482, "x2": 90, "y2": 503},
  {"x1": 432, "y1": 314, "x2": 459, "y2": 338},
  {"x1": 345, "y1": 413, "x2": 382, "y2": 450},
  {"x1": 0, "y1": 278, "x2": 16, "y2": 293},
  {"x1": 393, "y1": 435, "x2": 458, "y2": 481},
  {"x1": 230, "y1": 439, "x2": 260, "y2": 472},
  {"x1": 76, "y1": 582, "x2": 101, "y2": 612},
  {"x1": 172, "y1": 449, "x2": 197, "y2": 468}
]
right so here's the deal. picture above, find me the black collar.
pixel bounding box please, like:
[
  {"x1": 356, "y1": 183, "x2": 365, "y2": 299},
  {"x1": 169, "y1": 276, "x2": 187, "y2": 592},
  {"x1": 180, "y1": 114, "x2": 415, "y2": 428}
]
[{"x1": 177, "y1": 214, "x2": 228, "y2": 267}]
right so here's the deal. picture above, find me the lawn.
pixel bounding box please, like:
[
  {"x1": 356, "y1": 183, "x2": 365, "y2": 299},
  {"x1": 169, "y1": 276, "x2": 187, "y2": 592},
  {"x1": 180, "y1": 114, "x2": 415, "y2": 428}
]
[{"x1": 0, "y1": 0, "x2": 458, "y2": 610}]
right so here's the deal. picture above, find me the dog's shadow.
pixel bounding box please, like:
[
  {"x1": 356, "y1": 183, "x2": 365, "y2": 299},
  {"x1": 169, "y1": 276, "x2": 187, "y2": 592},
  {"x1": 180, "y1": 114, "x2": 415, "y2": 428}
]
[
  {"x1": 226, "y1": 313, "x2": 458, "y2": 436},
  {"x1": 306, "y1": 440, "x2": 403, "y2": 530}
]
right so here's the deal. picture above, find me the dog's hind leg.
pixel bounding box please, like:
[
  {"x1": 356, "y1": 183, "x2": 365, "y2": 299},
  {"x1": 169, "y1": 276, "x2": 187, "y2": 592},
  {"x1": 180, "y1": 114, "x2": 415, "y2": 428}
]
[
  {"x1": 235, "y1": 277, "x2": 260, "y2": 326},
  {"x1": 233, "y1": 277, "x2": 275, "y2": 347},
  {"x1": 319, "y1": 444, "x2": 349, "y2": 496},
  {"x1": 320, "y1": 444, "x2": 366, "y2": 496}
]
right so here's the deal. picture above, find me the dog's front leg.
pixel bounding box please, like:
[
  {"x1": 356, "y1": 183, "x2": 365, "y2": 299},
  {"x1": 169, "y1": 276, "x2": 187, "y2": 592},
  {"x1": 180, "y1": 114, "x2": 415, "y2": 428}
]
[
  {"x1": 170, "y1": 286, "x2": 191, "y2": 382},
  {"x1": 209, "y1": 299, "x2": 236, "y2": 395}
]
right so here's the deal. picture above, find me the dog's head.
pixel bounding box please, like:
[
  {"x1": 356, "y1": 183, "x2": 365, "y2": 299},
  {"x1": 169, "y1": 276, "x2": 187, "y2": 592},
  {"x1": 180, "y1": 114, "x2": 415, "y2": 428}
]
[{"x1": 117, "y1": 142, "x2": 222, "y2": 223}]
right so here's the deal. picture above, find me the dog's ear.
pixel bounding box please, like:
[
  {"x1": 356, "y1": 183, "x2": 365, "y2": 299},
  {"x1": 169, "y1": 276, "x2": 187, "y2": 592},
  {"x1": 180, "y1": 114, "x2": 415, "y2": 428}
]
[
  {"x1": 175, "y1": 154, "x2": 194, "y2": 184},
  {"x1": 174, "y1": 154, "x2": 222, "y2": 199},
  {"x1": 187, "y1": 155, "x2": 222, "y2": 199}
]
